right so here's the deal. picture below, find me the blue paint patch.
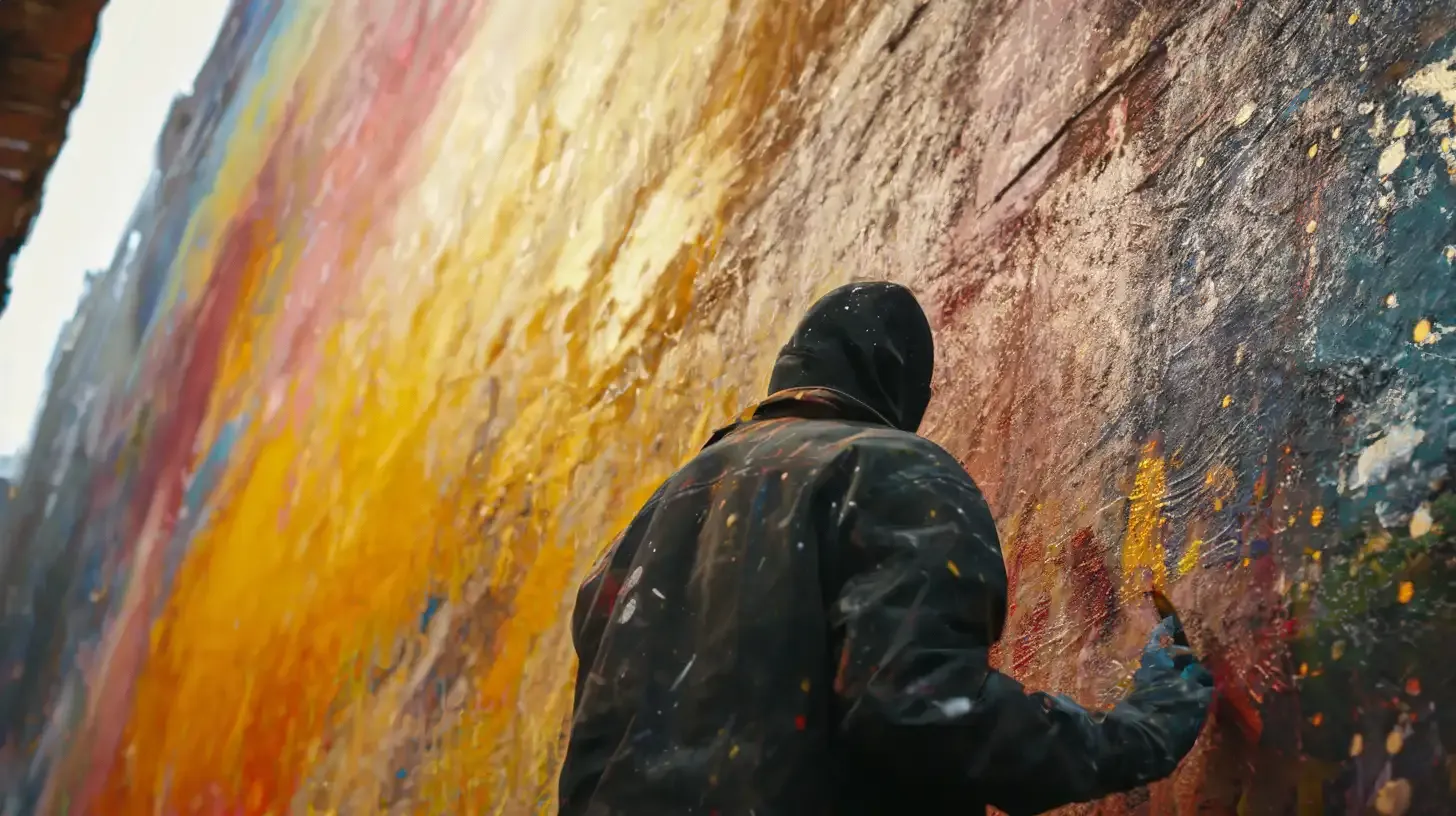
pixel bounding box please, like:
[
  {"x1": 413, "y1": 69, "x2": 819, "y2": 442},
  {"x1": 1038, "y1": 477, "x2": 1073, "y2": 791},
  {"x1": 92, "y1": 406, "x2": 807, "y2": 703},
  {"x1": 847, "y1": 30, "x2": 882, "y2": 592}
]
[
  {"x1": 420, "y1": 594, "x2": 445, "y2": 632},
  {"x1": 1280, "y1": 87, "x2": 1313, "y2": 121},
  {"x1": 182, "y1": 416, "x2": 245, "y2": 517}
]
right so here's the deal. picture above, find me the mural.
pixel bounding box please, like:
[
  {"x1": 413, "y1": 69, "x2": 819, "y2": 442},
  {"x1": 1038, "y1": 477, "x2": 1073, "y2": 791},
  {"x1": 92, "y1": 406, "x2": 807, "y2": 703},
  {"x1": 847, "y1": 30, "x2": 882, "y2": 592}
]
[{"x1": 1, "y1": 0, "x2": 1453, "y2": 813}]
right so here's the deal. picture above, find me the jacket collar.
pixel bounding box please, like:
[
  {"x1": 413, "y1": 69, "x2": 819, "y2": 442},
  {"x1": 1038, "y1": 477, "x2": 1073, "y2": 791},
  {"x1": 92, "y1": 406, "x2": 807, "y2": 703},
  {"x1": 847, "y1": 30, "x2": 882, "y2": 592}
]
[{"x1": 701, "y1": 387, "x2": 896, "y2": 450}]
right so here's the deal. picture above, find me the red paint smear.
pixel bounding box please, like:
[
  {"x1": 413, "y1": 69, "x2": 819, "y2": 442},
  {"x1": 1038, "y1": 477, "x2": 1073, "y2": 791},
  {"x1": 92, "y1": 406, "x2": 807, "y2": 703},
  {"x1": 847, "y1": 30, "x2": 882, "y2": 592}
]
[
  {"x1": 259, "y1": 0, "x2": 487, "y2": 412},
  {"x1": 70, "y1": 173, "x2": 283, "y2": 816},
  {"x1": 1207, "y1": 652, "x2": 1264, "y2": 745},
  {"x1": 1010, "y1": 596, "x2": 1050, "y2": 678},
  {"x1": 1066, "y1": 527, "x2": 1117, "y2": 641}
]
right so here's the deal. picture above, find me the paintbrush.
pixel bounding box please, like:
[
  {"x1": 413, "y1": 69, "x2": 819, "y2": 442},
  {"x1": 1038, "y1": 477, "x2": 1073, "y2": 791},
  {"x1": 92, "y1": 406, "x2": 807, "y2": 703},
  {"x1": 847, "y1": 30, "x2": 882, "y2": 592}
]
[
  {"x1": 1147, "y1": 588, "x2": 1191, "y2": 649},
  {"x1": 1148, "y1": 588, "x2": 1265, "y2": 744}
]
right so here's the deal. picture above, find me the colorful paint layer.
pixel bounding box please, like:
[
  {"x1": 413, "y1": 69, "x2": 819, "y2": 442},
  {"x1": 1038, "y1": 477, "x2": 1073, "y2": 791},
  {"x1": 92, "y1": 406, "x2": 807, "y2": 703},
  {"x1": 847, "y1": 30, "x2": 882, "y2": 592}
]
[{"x1": 1, "y1": 1, "x2": 1454, "y2": 814}]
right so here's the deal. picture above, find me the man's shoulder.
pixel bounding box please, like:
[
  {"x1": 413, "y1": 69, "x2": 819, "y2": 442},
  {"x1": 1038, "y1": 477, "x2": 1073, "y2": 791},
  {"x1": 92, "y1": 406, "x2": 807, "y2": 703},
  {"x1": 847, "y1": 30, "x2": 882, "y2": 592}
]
[
  {"x1": 829, "y1": 424, "x2": 964, "y2": 468},
  {"x1": 706, "y1": 416, "x2": 931, "y2": 458},
  {"x1": 685, "y1": 418, "x2": 972, "y2": 492}
]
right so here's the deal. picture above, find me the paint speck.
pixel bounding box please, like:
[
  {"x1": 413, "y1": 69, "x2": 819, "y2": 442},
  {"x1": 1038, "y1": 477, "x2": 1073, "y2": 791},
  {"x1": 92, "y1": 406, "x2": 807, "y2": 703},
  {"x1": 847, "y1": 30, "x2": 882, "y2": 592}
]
[
  {"x1": 794, "y1": 715, "x2": 807, "y2": 731},
  {"x1": 1310, "y1": 712, "x2": 1323, "y2": 726},
  {"x1": 1350, "y1": 733, "x2": 1364, "y2": 756},
  {"x1": 1221, "y1": 394, "x2": 1233, "y2": 408},
  {"x1": 800, "y1": 679, "x2": 811, "y2": 692},
  {"x1": 1195, "y1": 155, "x2": 1206, "y2": 168},
  {"x1": 1409, "y1": 503, "x2": 1433, "y2": 538},
  {"x1": 1377, "y1": 193, "x2": 1393, "y2": 210},
  {"x1": 1332, "y1": 640, "x2": 1346, "y2": 661},
  {"x1": 1348, "y1": 11, "x2": 1360, "y2": 24},
  {"x1": 1369, "y1": 106, "x2": 1386, "y2": 137},
  {"x1": 934, "y1": 697, "x2": 973, "y2": 717},
  {"x1": 1305, "y1": 220, "x2": 1318, "y2": 234},
  {"x1": 1358, "y1": 101, "x2": 1375, "y2": 115},
  {"x1": 670, "y1": 655, "x2": 696, "y2": 691},
  {"x1": 1446, "y1": 246, "x2": 1456, "y2": 262},
  {"x1": 623, "y1": 566, "x2": 643, "y2": 594},
  {"x1": 1332, "y1": 126, "x2": 1342, "y2": 139},
  {"x1": 1310, "y1": 506, "x2": 1325, "y2": 527},
  {"x1": 1307, "y1": 142, "x2": 1319, "y2": 158},
  {"x1": 726, "y1": 513, "x2": 738, "y2": 527},
  {"x1": 618, "y1": 596, "x2": 638, "y2": 624},
  {"x1": 1378, "y1": 139, "x2": 1407, "y2": 176},
  {"x1": 651, "y1": 587, "x2": 665, "y2": 600},
  {"x1": 1413, "y1": 319, "x2": 1433, "y2": 344},
  {"x1": 1386, "y1": 729, "x2": 1405, "y2": 755},
  {"x1": 1375, "y1": 778, "x2": 1412, "y2": 816},
  {"x1": 1299, "y1": 662, "x2": 1309, "y2": 677},
  {"x1": 1384, "y1": 292, "x2": 1398, "y2": 308},
  {"x1": 946, "y1": 560, "x2": 960, "y2": 577},
  {"x1": 1397, "y1": 581, "x2": 1414, "y2": 604},
  {"x1": 1392, "y1": 116, "x2": 1414, "y2": 139},
  {"x1": 729, "y1": 744, "x2": 740, "y2": 759},
  {"x1": 1405, "y1": 677, "x2": 1422, "y2": 696},
  {"x1": 1233, "y1": 102, "x2": 1257, "y2": 126}
]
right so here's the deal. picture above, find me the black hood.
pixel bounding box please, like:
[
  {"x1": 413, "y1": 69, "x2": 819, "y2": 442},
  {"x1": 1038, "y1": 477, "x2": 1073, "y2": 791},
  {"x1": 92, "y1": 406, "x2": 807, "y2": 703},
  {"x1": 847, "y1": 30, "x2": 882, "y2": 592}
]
[{"x1": 767, "y1": 282, "x2": 934, "y2": 432}]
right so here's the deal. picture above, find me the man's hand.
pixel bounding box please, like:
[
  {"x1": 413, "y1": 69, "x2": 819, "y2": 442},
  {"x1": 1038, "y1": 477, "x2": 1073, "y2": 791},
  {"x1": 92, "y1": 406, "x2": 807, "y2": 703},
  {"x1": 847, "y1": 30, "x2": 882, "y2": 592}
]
[{"x1": 1138, "y1": 615, "x2": 1215, "y2": 690}]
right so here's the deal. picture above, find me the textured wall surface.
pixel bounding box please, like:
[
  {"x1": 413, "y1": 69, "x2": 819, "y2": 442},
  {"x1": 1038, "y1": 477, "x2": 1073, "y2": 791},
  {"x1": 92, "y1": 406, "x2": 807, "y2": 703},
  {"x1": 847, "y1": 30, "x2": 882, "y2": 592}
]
[{"x1": 1, "y1": 0, "x2": 1454, "y2": 813}]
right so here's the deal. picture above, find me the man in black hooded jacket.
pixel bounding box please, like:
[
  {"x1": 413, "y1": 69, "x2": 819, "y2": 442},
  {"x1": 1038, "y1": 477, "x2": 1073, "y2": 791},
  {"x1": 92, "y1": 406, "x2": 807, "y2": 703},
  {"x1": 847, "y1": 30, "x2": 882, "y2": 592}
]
[{"x1": 558, "y1": 282, "x2": 1213, "y2": 816}]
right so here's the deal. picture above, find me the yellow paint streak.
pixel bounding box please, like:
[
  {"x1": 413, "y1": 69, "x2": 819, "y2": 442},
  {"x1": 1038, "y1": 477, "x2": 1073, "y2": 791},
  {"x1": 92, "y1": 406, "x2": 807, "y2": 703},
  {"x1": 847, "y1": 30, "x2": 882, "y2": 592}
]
[
  {"x1": 1121, "y1": 442, "x2": 1169, "y2": 596},
  {"x1": 113, "y1": 0, "x2": 860, "y2": 812},
  {"x1": 1177, "y1": 538, "x2": 1201, "y2": 577}
]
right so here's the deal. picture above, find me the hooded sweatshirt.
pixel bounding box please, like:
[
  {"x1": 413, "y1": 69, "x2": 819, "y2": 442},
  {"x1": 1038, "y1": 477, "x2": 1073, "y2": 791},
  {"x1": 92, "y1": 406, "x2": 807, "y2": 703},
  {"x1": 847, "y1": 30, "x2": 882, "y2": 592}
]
[{"x1": 558, "y1": 282, "x2": 1210, "y2": 816}]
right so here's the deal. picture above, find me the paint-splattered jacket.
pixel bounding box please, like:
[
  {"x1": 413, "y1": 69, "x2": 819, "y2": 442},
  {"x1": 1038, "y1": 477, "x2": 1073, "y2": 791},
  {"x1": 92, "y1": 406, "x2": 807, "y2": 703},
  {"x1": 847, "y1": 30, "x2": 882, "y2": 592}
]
[{"x1": 558, "y1": 388, "x2": 1211, "y2": 816}]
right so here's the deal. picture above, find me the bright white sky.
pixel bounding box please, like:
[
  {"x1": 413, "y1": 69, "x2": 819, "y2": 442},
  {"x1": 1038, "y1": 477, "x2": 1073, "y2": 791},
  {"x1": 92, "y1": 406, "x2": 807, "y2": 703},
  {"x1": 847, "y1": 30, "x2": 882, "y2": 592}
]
[{"x1": 0, "y1": 0, "x2": 233, "y2": 458}]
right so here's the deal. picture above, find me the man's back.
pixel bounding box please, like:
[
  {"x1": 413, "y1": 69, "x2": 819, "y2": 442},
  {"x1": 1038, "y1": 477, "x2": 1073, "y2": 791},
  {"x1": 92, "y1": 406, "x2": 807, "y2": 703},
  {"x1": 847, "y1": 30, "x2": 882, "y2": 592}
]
[
  {"x1": 559, "y1": 388, "x2": 1004, "y2": 815},
  {"x1": 558, "y1": 282, "x2": 1211, "y2": 816}
]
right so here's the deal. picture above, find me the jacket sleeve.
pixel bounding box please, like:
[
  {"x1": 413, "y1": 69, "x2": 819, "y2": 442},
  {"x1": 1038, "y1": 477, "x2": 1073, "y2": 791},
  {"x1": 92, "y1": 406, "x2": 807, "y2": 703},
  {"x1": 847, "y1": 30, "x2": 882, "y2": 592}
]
[{"x1": 829, "y1": 442, "x2": 1212, "y2": 816}]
